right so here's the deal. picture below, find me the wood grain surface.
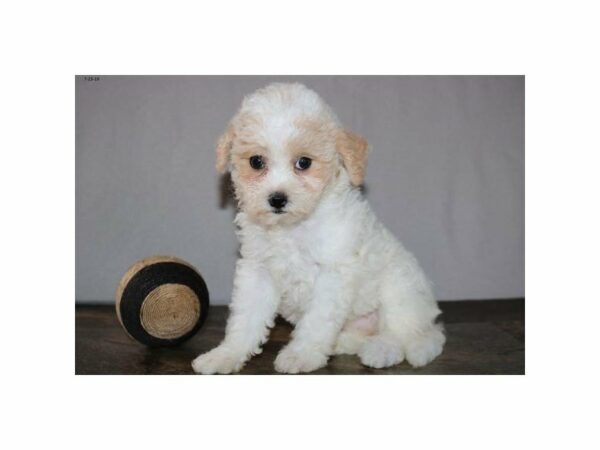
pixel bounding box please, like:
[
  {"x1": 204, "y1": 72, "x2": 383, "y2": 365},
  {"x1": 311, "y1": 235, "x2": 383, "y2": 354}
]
[{"x1": 75, "y1": 299, "x2": 524, "y2": 375}]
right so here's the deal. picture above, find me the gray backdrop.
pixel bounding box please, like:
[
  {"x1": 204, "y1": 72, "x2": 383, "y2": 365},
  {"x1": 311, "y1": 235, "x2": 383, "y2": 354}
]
[{"x1": 76, "y1": 76, "x2": 524, "y2": 304}]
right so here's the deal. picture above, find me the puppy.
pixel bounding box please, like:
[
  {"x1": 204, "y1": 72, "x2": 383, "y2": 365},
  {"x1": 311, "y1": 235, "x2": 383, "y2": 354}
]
[{"x1": 192, "y1": 83, "x2": 445, "y2": 374}]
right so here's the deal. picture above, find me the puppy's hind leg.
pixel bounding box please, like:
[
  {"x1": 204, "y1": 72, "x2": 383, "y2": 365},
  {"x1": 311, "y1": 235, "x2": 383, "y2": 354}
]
[
  {"x1": 358, "y1": 333, "x2": 406, "y2": 369},
  {"x1": 334, "y1": 331, "x2": 366, "y2": 355},
  {"x1": 359, "y1": 266, "x2": 445, "y2": 369},
  {"x1": 334, "y1": 311, "x2": 378, "y2": 355},
  {"x1": 342, "y1": 308, "x2": 406, "y2": 368},
  {"x1": 403, "y1": 322, "x2": 445, "y2": 368}
]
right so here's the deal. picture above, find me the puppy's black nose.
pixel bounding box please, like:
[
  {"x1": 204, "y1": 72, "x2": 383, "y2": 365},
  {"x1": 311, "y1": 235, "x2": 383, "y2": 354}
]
[{"x1": 268, "y1": 192, "x2": 288, "y2": 209}]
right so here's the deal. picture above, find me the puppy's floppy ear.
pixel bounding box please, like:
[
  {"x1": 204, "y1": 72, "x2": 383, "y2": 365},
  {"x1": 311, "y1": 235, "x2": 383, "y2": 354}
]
[
  {"x1": 336, "y1": 129, "x2": 370, "y2": 186},
  {"x1": 215, "y1": 124, "x2": 235, "y2": 174}
]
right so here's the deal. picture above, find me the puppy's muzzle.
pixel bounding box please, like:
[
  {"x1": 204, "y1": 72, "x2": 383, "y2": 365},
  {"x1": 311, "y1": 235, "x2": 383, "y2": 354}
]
[{"x1": 268, "y1": 192, "x2": 288, "y2": 213}]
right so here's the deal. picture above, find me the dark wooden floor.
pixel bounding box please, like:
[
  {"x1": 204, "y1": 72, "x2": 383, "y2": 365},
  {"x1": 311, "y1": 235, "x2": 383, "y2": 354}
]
[{"x1": 76, "y1": 299, "x2": 524, "y2": 375}]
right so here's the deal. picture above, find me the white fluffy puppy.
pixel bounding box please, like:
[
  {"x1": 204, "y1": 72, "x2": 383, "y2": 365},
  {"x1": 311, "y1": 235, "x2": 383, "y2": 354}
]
[{"x1": 192, "y1": 83, "x2": 445, "y2": 374}]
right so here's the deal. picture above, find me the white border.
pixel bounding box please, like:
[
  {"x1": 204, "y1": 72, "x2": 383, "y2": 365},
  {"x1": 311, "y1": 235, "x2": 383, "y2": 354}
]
[{"x1": 3, "y1": 1, "x2": 599, "y2": 448}]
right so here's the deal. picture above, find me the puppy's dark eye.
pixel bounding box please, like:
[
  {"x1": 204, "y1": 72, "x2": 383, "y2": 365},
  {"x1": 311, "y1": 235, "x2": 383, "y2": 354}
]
[
  {"x1": 295, "y1": 157, "x2": 312, "y2": 171},
  {"x1": 249, "y1": 155, "x2": 265, "y2": 170}
]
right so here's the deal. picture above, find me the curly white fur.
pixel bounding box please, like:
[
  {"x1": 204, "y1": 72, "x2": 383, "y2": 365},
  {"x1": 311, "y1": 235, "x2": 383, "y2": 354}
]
[{"x1": 192, "y1": 83, "x2": 445, "y2": 374}]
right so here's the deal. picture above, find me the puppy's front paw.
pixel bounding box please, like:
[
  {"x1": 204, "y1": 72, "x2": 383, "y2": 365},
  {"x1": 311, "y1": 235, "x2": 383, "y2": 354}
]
[
  {"x1": 192, "y1": 345, "x2": 246, "y2": 374},
  {"x1": 274, "y1": 345, "x2": 328, "y2": 374}
]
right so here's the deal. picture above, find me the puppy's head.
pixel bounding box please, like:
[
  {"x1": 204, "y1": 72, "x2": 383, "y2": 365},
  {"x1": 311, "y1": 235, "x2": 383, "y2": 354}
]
[{"x1": 216, "y1": 83, "x2": 369, "y2": 227}]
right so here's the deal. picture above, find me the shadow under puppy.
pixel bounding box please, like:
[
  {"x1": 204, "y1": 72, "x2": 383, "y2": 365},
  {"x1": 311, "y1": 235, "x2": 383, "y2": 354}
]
[{"x1": 193, "y1": 83, "x2": 445, "y2": 374}]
